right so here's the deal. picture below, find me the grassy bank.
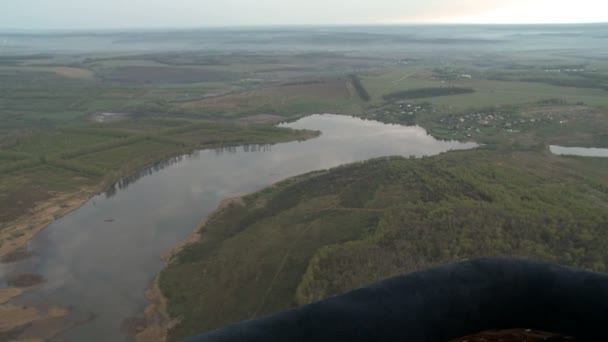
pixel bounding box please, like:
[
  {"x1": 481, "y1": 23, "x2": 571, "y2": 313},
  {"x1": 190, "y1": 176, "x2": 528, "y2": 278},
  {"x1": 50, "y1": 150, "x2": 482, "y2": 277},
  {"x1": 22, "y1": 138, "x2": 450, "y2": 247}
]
[
  {"x1": 159, "y1": 149, "x2": 608, "y2": 341},
  {"x1": 0, "y1": 119, "x2": 319, "y2": 257}
]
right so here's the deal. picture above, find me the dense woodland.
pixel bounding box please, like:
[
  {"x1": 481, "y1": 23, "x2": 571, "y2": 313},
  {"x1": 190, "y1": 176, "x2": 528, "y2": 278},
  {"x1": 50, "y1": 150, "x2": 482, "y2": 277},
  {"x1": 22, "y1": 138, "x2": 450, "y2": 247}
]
[
  {"x1": 349, "y1": 74, "x2": 371, "y2": 101},
  {"x1": 383, "y1": 87, "x2": 475, "y2": 101},
  {"x1": 161, "y1": 149, "x2": 608, "y2": 341}
]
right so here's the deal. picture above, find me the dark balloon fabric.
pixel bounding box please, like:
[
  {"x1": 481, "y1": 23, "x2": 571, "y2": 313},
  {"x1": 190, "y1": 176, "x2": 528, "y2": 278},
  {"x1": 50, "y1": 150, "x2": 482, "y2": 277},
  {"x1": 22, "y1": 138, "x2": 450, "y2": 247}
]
[{"x1": 184, "y1": 258, "x2": 608, "y2": 342}]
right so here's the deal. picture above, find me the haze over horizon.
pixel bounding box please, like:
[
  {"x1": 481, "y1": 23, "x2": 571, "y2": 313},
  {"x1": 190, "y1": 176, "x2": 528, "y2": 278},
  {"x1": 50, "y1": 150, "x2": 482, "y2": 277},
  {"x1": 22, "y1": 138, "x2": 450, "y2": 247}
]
[{"x1": 3, "y1": 0, "x2": 607, "y2": 30}]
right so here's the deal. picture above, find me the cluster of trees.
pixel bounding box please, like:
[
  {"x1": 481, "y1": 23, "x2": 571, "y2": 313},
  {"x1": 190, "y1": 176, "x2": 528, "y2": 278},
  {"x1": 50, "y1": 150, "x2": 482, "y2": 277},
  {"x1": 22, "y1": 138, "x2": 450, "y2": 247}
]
[
  {"x1": 349, "y1": 74, "x2": 371, "y2": 101},
  {"x1": 296, "y1": 154, "x2": 608, "y2": 304},
  {"x1": 383, "y1": 87, "x2": 474, "y2": 101},
  {"x1": 296, "y1": 199, "x2": 608, "y2": 305},
  {"x1": 161, "y1": 150, "x2": 608, "y2": 341}
]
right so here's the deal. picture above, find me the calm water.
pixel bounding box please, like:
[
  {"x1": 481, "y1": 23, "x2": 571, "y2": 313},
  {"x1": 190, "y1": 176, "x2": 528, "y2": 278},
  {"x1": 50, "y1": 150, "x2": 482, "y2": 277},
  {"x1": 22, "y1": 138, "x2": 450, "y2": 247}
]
[
  {"x1": 0, "y1": 114, "x2": 477, "y2": 342},
  {"x1": 550, "y1": 145, "x2": 608, "y2": 157}
]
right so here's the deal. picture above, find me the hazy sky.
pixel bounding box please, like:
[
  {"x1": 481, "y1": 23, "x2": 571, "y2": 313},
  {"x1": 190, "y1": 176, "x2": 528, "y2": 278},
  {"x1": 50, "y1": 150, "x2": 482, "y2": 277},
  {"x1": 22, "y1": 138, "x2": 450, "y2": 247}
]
[{"x1": 2, "y1": 0, "x2": 607, "y2": 29}]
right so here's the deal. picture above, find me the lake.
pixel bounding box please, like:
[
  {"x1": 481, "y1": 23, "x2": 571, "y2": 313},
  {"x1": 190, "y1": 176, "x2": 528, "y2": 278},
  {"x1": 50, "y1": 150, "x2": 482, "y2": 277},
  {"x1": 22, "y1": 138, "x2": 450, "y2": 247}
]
[
  {"x1": 0, "y1": 114, "x2": 477, "y2": 342},
  {"x1": 550, "y1": 145, "x2": 608, "y2": 157}
]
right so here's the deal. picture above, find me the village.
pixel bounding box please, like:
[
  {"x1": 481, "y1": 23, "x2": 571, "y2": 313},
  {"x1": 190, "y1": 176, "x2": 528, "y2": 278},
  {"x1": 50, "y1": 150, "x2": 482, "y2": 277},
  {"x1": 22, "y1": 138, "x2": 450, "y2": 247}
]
[{"x1": 363, "y1": 99, "x2": 579, "y2": 141}]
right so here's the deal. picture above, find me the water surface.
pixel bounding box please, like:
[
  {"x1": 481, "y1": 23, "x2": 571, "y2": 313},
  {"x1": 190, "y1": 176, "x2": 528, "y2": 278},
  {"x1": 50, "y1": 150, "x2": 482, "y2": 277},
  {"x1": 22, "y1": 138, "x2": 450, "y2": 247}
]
[
  {"x1": 550, "y1": 145, "x2": 608, "y2": 157},
  {"x1": 0, "y1": 114, "x2": 477, "y2": 341}
]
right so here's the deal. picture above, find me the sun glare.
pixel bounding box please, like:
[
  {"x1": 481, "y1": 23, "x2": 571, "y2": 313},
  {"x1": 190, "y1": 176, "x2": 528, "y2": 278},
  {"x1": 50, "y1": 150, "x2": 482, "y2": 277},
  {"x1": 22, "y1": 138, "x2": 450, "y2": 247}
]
[{"x1": 446, "y1": 0, "x2": 607, "y2": 24}]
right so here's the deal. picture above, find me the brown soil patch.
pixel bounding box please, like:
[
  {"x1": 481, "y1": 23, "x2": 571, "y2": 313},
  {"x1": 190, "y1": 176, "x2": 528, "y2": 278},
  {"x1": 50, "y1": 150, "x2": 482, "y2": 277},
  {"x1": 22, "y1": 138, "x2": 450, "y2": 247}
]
[
  {"x1": 0, "y1": 304, "x2": 40, "y2": 332},
  {"x1": 7, "y1": 274, "x2": 45, "y2": 288},
  {"x1": 0, "y1": 288, "x2": 23, "y2": 304},
  {"x1": 52, "y1": 67, "x2": 94, "y2": 80}
]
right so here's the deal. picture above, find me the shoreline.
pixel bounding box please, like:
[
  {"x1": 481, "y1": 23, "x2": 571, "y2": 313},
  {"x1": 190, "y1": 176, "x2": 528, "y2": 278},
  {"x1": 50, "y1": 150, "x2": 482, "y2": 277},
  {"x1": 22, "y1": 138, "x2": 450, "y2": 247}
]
[
  {"x1": 0, "y1": 128, "x2": 320, "y2": 260},
  {"x1": 135, "y1": 274, "x2": 172, "y2": 342},
  {"x1": 0, "y1": 128, "x2": 319, "y2": 340},
  {"x1": 137, "y1": 196, "x2": 245, "y2": 342},
  {"x1": 0, "y1": 186, "x2": 99, "y2": 259},
  {"x1": 137, "y1": 170, "x2": 336, "y2": 341},
  {"x1": 162, "y1": 197, "x2": 245, "y2": 262}
]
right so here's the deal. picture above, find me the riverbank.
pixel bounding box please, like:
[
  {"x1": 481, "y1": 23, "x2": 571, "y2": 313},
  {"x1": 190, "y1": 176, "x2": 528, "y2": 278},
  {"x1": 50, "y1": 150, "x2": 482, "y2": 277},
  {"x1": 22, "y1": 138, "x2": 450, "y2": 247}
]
[
  {"x1": 0, "y1": 287, "x2": 72, "y2": 339},
  {"x1": 0, "y1": 186, "x2": 97, "y2": 259},
  {"x1": 0, "y1": 124, "x2": 320, "y2": 259},
  {"x1": 137, "y1": 197, "x2": 245, "y2": 342},
  {"x1": 135, "y1": 275, "x2": 171, "y2": 342},
  {"x1": 0, "y1": 124, "x2": 319, "y2": 342}
]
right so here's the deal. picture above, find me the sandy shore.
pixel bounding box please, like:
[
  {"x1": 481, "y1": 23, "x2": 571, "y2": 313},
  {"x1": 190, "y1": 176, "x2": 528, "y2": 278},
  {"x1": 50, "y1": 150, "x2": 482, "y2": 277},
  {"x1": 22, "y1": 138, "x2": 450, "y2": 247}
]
[
  {"x1": 0, "y1": 185, "x2": 101, "y2": 338},
  {"x1": 0, "y1": 304, "x2": 41, "y2": 332},
  {"x1": 135, "y1": 274, "x2": 173, "y2": 342},
  {"x1": 0, "y1": 189, "x2": 244, "y2": 341},
  {"x1": 0, "y1": 288, "x2": 23, "y2": 305},
  {"x1": 0, "y1": 187, "x2": 98, "y2": 259},
  {"x1": 137, "y1": 196, "x2": 245, "y2": 342}
]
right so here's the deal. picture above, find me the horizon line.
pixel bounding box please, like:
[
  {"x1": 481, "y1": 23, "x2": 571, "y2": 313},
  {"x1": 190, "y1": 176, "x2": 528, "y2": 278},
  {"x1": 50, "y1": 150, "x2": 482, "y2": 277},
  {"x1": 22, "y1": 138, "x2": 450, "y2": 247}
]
[{"x1": 1, "y1": 21, "x2": 607, "y2": 33}]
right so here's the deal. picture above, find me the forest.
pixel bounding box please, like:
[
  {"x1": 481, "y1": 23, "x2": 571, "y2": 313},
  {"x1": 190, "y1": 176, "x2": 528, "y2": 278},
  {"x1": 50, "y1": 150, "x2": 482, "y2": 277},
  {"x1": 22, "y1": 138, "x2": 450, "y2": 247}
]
[
  {"x1": 160, "y1": 149, "x2": 608, "y2": 341},
  {"x1": 383, "y1": 87, "x2": 475, "y2": 101}
]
